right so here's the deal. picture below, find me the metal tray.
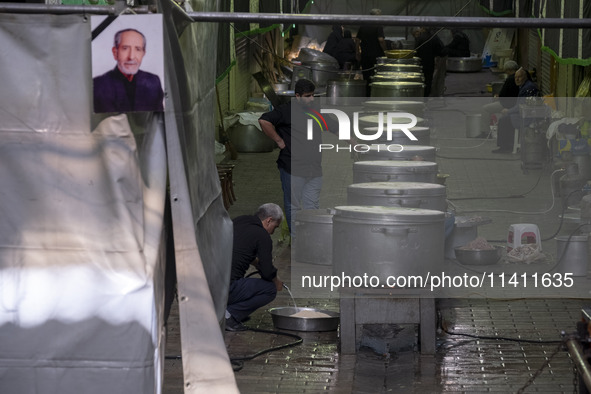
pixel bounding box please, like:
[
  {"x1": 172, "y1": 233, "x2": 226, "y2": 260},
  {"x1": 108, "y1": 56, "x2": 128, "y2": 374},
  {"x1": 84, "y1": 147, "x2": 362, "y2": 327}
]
[{"x1": 269, "y1": 307, "x2": 339, "y2": 332}]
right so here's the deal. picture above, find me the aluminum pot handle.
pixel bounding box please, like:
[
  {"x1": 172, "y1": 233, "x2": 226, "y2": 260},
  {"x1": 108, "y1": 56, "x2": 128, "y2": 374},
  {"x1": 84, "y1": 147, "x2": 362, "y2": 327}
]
[
  {"x1": 392, "y1": 199, "x2": 422, "y2": 208},
  {"x1": 372, "y1": 227, "x2": 417, "y2": 236},
  {"x1": 368, "y1": 174, "x2": 392, "y2": 182},
  {"x1": 384, "y1": 189, "x2": 405, "y2": 196}
]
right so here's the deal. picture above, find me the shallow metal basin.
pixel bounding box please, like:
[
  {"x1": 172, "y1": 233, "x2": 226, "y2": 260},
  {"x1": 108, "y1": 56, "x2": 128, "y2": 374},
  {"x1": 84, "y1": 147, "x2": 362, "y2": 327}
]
[
  {"x1": 454, "y1": 245, "x2": 503, "y2": 265},
  {"x1": 269, "y1": 307, "x2": 340, "y2": 331}
]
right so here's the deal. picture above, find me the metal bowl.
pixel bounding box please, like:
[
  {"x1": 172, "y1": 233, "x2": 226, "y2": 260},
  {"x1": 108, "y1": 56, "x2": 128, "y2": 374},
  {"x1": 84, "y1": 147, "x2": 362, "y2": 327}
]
[
  {"x1": 446, "y1": 57, "x2": 483, "y2": 73},
  {"x1": 454, "y1": 245, "x2": 503, "y2": 265},
  {"x1": 269, "y1": 307, "x2": 339, "y2": 331},
  {"x1": 384, "y1": 49, "x2": 416, "y2": 59}
]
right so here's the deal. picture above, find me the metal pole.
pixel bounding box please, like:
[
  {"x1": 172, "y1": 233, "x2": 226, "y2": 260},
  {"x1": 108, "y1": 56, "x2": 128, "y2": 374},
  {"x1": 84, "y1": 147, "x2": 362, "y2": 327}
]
[
  {"x1": 186, "y1": 12, "x2": 591, "y2": 29},
  {"x1": 0, "y1": 5, "x2": 589, "y2": 29},
  {"x1": 566, "y1": 339, "x2": 591, "y2": 393},
  {"x1": 0, "y1": 2, "x2": 150, "y2": 15}
]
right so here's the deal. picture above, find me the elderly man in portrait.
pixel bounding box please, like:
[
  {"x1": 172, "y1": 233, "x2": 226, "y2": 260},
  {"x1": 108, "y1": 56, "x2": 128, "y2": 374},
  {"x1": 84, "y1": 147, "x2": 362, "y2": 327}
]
[{"x1": 93, "y1": 28, "x2": 164, "y2": 113}]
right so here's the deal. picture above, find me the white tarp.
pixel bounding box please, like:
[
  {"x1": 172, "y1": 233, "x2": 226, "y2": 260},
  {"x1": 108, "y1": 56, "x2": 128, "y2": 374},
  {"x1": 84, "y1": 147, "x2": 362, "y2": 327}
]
[{"x1": 0, "y1": 5, "x2": 237, "y2": 392}]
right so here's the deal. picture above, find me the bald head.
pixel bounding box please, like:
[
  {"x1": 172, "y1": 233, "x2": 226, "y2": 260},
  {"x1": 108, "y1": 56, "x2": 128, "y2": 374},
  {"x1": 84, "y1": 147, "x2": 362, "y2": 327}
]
[{"x1": 514, "y1": 68, "x2": 528, "y2": 86}]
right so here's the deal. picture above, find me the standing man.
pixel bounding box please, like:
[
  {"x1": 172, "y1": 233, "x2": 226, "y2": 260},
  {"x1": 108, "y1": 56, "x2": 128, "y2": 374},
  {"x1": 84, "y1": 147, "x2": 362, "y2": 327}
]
[
  {"x1": 258, "y1": 79, "x2": 324, "y2": 234},
  {"x1": 492, "y1": 68, "x2": 540, "y2": 153},
  {"x1": 412, "y1": 27, "x2": 444, "y2": 97},
  {"x1": 226, "y1": 203, "x2": 283, "y2": 331},
  {"x1": 356, "y1": 9, "x2": 387, "y2": 95},
  {"x1": 94, "y1": 28, "x2": 164, "y2": 113}
]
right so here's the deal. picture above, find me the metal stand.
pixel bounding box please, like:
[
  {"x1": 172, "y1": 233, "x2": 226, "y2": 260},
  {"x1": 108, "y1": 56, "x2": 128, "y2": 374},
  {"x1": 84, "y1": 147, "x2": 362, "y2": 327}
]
[
  {"x1": 339, "y1": 288, "x2": 436, "y2": 355},
  {"x1": 519, "y1": 105, "x2": 550, "y2": 172}
]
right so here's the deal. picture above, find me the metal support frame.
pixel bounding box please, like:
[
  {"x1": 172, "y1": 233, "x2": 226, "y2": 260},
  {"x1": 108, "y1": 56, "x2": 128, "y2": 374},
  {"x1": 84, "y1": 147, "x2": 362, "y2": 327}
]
[
  {"x1": 0, "y1": 3, "x2": 590, "y2": 29},
  {"x1": 566, "y1": 339, "x2": 591, "y2": 393}
]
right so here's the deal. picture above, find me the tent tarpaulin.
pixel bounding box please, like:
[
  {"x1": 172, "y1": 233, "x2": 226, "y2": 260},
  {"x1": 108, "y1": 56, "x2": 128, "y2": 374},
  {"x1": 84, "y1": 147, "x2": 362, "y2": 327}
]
[{"x1": 0, "y1": 0, "x2": 237, "y2": 391}]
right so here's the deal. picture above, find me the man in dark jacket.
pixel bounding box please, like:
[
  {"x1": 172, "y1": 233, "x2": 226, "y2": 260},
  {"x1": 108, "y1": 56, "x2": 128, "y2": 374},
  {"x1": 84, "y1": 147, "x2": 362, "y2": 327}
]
[
  {"x1": 225, "y1": 203, "x2": 284, "y2": 331},
  {"x1": 93, "y1": 28, "x2": 164, "y2": 113},
  {"x1": 492, "y1": 68, "x2": 541, "y2": 153}
]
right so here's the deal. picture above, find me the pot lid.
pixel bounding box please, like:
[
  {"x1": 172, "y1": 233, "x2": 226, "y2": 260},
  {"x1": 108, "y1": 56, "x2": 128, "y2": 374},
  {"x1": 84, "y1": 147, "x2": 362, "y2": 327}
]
[
  {"x1": 364, "y1": 144, "x2": 435, "y2": 153},
  {"x1": 354, "y1": 160, "x2": 438, "y2": 171},
  {"x1": 327, "y1": 79, "x2": 367, "y2": 86},
  {"x1": 363, "y1": 126, "x2": 429, "y2": 136},
  {"x1": 334, "y1": 205, "x2": 445, "y2": 222},
  {"x1": 372, "y1": 72, "x2": 424, "y2": 80},
  {"x1": 294, "y1": 208, "x2": 334, "y2": 224},
  {"x1": 359, "y1": 114, "x2": 424, "y2": 126},
  {"x1": 369, "y1": 81, "x2": 425, "y2": 88},
  {"x1": 363, "y1": 100, "x2": 425, "y2": 111},
  {"x1": 347, "y1": 182, "x2": 446, "y2": 196}
]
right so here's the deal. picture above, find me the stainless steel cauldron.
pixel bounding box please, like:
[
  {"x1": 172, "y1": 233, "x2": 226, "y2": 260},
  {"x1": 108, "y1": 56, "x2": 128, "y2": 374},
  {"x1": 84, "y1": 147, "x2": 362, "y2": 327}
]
[
  {"x1": 363, "y1": 126, "x2": 430, "y2": 145},
  {"x1": 353, "y1": 160, "x2": 438, "y2": 184},
  {"x1": 363, "y1": 100, "x2": 425, "y2": 116},
  {"x1": 371, "y1": 72, "x2": 425, "y2": 84},
  {"x1": 293, "y1": 209, "x2": 334, "y2": 265},
  {"x1": 375, "y1": 64, "x2": 423, "y2": 73},
  {"x1": 332, "y1": 206, "x2": 445, "y2": 281},
  {"x1": 326, "y1": 79, "x2": 367, "y2": 104},
  {"x1": 228, "y1": 123, "x2": 276, "y2": 153},
  {"x1": 301, "y1": 61, "x2": 340, "y2": 87},
  {"x1": 355, "y1": 145, "x2": 436, "y2": 162},
  {"x1": 376, "y1": 56, "x2": 422, "y2": 65},
  {"x1": 346, "y1": 181, "x2": 447, "y2": 211},
  {"x1": 370, "y1": 81, "x2": 425, "y2": 98}
]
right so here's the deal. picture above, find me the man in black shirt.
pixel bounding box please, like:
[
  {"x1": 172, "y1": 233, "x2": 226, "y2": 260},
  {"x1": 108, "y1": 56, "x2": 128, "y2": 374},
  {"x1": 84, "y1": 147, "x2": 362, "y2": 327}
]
[
  {"x1": 356, "y1": 8, "x2": 387, "y2": 95},
  {"x1": 259, "y1": 79, "x2": 322, "y2": 234},
  {"x1": 226, "y1": 203, "x2": 283, "y2": 331}
]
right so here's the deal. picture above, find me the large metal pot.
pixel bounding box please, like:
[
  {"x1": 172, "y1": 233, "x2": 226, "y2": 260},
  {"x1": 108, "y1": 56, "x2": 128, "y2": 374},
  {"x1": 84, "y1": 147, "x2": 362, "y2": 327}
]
[
  {"x1": 555, "y1": 235, "x2": 589, "y2": 276},
  {"x1": 363, "y1": 100, "x2": 425, "y2": 117},
  {"x1": 297, "y1": 47, "x2": 339, "y2": 66},
  {"x1": 446, "y1": 57, "x2": 483, "y2": 73},
  {"x1": 326, "y1": 79, "x2": 367, "y2": 104},
  {"x1": 358, "y1": 113, "x2": 424, "y2": 128},
  {"x1": 353, "y1": 160, "x2": 438, "y2": 184},
  {"x1": 371, "y1": 72, "x2": 425, "y2": 83},
  {"x1": 347, "y1": 182, "x2": 447, "y2": 211},
  {"x1": 376, "y1": 56, "x2": 422, "y2": 65},
  {"x1": 293, "y1": 209, "x2": 334, "y2": 265},
  {"x1": 363, "y1": 126, "x2": 430, "y2": 145},
  {"x1": 332, "y1": 206, "x2": 445, "y2": 281},
  {"x1": 228, "y1": 124, "x2": 275, "y2": 153},
  {"x1": 355, "y1": 145, "x2": 436, "y2": 162},
  {"x1": 370, "y1": 81, "x2": 425, "y2": 98},
  {"x1": 375, "y1": 64, "x2": 423, "y2": 73},
  {"x1": 269, "y1": 307, "x2": 340, "y2": 331},
  {"x1": 301, "y1": 61, "x2": 340, "y2": 87}
]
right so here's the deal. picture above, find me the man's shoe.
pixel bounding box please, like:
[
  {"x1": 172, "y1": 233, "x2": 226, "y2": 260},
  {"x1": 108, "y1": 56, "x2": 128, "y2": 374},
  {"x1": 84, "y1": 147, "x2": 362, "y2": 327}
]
[
  {"x1": 491, "y1": 148, "x2": 510, "y2": 154},
  {"x1": 225, "y1": 316, "x2": 247, "y2": 332}
]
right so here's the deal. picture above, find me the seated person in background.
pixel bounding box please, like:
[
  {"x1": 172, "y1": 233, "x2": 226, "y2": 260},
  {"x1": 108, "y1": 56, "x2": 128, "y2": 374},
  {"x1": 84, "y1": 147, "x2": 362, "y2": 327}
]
[
  {"x1": 479, "y1": 60, "x2": 521, "y2": 135},
  {"x1": 225, "y1": 203, "x2": 284, "y2": 331},
  {"x1": 492, "y1": 68, "x2": 540, "y2": 153},
  {"x1": 441, "y1": 29, "x2": 471, "y2": 57},
  {"x1": 334, "y1": 29, "x2": 359, "y2": 70}
]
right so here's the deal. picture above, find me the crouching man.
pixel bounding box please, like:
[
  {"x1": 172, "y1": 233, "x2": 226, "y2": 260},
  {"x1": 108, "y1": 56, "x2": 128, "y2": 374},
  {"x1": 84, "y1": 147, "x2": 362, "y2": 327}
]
[{"x1": 225, "y1": 203, "x2": 284, "y2": 331}]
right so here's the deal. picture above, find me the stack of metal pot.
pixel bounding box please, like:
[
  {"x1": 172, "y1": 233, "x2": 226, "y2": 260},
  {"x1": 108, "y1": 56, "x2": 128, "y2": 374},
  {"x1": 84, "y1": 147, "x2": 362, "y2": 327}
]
[
  {"x1": 294, "y1": 48, "x2": 341, "y2": 90},
  {"x1": 369, "y1": 50, "x2": 425, "y2": 98}
]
